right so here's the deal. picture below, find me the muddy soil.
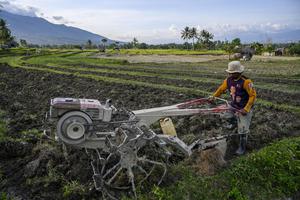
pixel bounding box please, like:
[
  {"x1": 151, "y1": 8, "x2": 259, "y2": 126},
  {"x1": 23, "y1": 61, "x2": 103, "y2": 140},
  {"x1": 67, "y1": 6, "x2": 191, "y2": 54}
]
[
  {"x1": 65, "y1": 63, "x2": 300, "y2": 85},
  {"x1": 28, "y1": 63, "x2": 300, "y2": 106},
  {"x1": 0, "y1": 64, "x2": 299, "y2": 199}
]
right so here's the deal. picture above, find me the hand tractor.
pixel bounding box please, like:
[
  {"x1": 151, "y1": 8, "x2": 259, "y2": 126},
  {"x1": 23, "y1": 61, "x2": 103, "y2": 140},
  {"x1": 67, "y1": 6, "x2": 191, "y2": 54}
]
[{"x1": 45, "y1": 97, "x2": 238, "y2": 199}]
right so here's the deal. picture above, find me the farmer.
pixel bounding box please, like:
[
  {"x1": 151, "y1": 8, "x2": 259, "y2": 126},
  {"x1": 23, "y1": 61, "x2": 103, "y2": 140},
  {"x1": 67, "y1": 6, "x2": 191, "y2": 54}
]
[{"x1": 211, "y1": 61, "x2": 256, "y2": 155}]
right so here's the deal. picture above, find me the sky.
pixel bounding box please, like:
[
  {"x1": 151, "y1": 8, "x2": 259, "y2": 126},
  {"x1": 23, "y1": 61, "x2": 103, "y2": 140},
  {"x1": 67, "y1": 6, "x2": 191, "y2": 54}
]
[{"x1": 1, "y1": 0, "x2": 300, "y2": 44}]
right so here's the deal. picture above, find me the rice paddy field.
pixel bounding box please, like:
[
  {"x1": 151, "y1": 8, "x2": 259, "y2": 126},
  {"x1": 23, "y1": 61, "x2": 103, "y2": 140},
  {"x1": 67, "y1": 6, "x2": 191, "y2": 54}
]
[{"x1": 0, "y1": 48, "x2": 299, "y2": 199}]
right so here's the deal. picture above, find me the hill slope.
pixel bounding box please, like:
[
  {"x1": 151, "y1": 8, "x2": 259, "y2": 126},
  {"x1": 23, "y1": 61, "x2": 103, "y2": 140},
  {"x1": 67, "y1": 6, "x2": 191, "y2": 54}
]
[{"x1": 0, "y1": 10, "x2": 116, "y2": 45}]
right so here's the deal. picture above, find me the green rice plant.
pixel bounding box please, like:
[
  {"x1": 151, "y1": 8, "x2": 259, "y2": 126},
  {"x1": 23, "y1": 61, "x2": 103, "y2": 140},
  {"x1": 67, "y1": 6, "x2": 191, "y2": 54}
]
[{"x1": 63, "y1": 181, "x2": 86, "y2": 198}]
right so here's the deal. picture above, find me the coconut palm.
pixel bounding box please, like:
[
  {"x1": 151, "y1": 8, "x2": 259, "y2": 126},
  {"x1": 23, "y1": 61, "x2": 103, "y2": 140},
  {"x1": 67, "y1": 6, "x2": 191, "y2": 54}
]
[
  {"x1": 189, "y1": 27, "x2": 198, "y2": 50},
  {"x1": 199, "y1": 29, "x2": 214, "y2": 49},
  {"x1": 181, "y1": 26, "x2": 190, "y2": 49}
]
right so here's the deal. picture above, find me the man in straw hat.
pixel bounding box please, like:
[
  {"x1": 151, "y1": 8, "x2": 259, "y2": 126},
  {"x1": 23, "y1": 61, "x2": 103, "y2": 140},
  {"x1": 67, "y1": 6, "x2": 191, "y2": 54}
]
[{"x1": 211, "y1": 61, "x2": 256, "y2": 155}]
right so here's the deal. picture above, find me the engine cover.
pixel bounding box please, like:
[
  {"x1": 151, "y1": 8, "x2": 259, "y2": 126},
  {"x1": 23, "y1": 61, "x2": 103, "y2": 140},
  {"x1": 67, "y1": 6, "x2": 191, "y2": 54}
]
[{"x1": 50, "y1": 98, "x2": 112, "y2": 121}]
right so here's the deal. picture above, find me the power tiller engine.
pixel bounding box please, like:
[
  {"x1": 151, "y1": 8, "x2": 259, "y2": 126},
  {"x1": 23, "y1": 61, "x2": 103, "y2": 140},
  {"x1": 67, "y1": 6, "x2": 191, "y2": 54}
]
[{"x1": 45, "y1": 97, "x2": 236, "y2": 199}]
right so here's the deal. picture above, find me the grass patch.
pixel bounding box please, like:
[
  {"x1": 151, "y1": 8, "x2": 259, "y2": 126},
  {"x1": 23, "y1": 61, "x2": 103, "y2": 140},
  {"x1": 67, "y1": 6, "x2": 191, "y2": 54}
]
[
  {"x1": 63, "y1": 181, "x2": 86, "y2": 198},
  {"x1": 145, "y1": 136, "x2": 300, "y2": 200},
  {"x1": 25, "y1": 53, "x2": 129, "y2": 66}
]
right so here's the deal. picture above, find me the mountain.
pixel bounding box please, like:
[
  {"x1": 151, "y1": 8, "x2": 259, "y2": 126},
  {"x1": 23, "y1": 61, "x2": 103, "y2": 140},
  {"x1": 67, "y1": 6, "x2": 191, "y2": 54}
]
[{"x1": 0, "y1": 10, "x2": 118, "y2": 45}]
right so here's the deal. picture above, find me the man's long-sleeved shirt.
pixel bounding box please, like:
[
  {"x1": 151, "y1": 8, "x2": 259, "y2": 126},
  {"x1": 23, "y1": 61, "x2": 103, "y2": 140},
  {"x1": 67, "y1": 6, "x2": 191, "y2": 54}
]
[{"x1": 213, "y1": 76, "x2": 256, "y2": 112}]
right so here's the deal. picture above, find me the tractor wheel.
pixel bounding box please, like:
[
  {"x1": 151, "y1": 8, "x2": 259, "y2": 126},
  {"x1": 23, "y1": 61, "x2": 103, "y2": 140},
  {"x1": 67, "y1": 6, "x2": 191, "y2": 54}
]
[{"x1": 56, "y1": 111, "x2": 92, "y2": 145}]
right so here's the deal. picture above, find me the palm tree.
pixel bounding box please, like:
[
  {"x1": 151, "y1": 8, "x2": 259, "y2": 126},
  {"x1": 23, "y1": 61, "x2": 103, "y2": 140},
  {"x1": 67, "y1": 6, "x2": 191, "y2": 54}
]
[
  {"x1": 199, "y1": 29, "x2": 214, "y2": 49},
  {"x1": 181, "y1": 26, "x2": 190, "y2": 49},
  {"x1": 189, "y1": 27, "x2": 198, "y2": 50}
]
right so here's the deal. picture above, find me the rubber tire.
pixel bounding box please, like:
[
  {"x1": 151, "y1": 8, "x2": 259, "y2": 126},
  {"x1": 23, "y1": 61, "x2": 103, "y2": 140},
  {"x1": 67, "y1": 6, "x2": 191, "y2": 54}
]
[{"x1": 56, "y1": 111, "x2": 92, "y2": 145}]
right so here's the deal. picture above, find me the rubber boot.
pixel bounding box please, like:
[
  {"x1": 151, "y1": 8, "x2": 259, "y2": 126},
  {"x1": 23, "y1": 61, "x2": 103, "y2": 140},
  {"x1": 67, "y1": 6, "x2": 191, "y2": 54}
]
[{"x1": 235, "y1": 134, "x2": 247, "y2": 155}]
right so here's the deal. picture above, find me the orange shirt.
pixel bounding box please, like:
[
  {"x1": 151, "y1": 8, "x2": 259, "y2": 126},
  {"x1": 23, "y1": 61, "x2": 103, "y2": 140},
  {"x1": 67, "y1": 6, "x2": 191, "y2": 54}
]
[{"x1": 213, "y1": 76, "x2": 256, "y2": 112}]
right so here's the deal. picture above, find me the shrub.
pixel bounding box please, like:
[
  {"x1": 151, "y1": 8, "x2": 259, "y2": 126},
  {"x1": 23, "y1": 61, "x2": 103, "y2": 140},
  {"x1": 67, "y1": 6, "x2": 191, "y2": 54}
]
[{"x1": 289, "y1": 43, "x2": 300, "y2": 55}]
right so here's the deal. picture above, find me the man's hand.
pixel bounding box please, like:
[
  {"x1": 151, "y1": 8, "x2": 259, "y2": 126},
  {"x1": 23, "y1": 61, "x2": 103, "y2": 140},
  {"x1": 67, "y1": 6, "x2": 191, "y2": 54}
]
[{"x1": 239, "y1": 109, "x2": 248, "y2": 115}]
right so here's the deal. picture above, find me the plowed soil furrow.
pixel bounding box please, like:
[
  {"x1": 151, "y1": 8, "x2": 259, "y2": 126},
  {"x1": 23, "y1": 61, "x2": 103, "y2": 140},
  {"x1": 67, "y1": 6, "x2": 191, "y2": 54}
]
[
  {"x1": 1, "y1": 63, "x2": 299, "y2": 145},
  {"x1": 25, "y1": 64, "x2": 300, "y2": 107},
  {"x1": 76, "y1": 64, "x2": 300, "y2": 84}
]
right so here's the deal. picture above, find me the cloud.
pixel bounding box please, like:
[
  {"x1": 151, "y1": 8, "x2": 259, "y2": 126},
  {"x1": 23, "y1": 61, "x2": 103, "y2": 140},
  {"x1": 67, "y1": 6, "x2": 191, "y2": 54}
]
[
  {"x1": 0, "y1": 0, "x2": 40, "y2": 17},
  {"x1": 52, "y1": 15, "x2": 73, "y2": 24},
  {"x1": 194, "y1": 22, "x2": 291, "y2": 37},
  {"x1": 168, "y1": 24, "x2": 179, "y2": 35},
  {"x1": 0, "y1": 0, "x2": 9, "y2": 6},
  {"x1": 53, "y1": 16, "x2": 63, "y2": 21},
  {"x1": 115, "y1": 25, "x2": 182, "y2": 44},
  {"x1": 107, "y1": 22, "x2": 294, "y2": 44}
]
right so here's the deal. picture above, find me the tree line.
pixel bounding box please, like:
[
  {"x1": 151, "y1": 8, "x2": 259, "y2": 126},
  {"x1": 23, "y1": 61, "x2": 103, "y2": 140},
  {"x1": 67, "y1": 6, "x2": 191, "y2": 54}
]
[{"x1": 1, "y1": 17, "x2": 300, "y2": 55}]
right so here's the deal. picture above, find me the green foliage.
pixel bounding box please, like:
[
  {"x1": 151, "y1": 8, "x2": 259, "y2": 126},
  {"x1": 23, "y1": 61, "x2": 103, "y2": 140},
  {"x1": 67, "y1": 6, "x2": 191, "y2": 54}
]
[
  {"x1": 264, "y1": 44, "x2": 275, "y2": 53},
  {"x1": 196, "y1": 29, "x2": 214, "y2": 50},
  {"x1": 0, "y1": 19, "x2": 14, "y2": 46},
  {"x1": 227, "y1": 187, "x2": 248, "y2": 200},
  {"x1": 152, "y1": 185, "x2": 173, "y2": 200},
  {"x1": 20, "y1": 39, "x2": 27, "y2": 47},
  {"x1": 224, "y1": 38, "x2": 242, "y2": 59},
  {"x1": 20, "y1": 128, "x2": 42, "y2": 141},
  {"x1": 289, "y1": 43, "x2": 300, "y2": 55},
  {"x1": 148, "y1": 137, "x2": 300, "y2": 200},
  {"x1": 132, "y1": 37, "x2": 139, "y2": 48},
  {"x1": 181, "y1": 26, "x2": 190, "y2": 43},
  {"x1": 251, "y1": 42, "x2": 264, "y2": 55},
  {"x1": 63, "y1": 181, "x2": 86, "y2": 198},
  {"x1": 181, "y1": 27, "x2": 214, "y2": 50},
  {"x1": 0, "y1": 192, "x2": 12, "y2": 200},
  {"x1": 231, "y1": 38, "x2": 241, "y2": 47}
]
